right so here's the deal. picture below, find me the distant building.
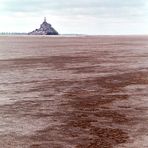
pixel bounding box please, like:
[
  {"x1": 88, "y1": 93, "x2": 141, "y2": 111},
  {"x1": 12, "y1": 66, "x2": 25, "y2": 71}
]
[{"x1": 28, "y1": 17, "x2": 59, "y2": 35}]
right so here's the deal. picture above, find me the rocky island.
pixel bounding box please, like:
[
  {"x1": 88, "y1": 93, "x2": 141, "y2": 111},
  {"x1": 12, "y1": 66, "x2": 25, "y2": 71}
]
[{"x1": 28, "y1": 17, "x2": 59, "y2": 35}]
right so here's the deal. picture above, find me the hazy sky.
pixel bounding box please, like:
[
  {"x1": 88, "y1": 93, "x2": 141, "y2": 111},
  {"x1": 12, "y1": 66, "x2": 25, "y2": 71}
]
[{"x1": 0, "y1": 0, "x2": 148, "y2": 35}]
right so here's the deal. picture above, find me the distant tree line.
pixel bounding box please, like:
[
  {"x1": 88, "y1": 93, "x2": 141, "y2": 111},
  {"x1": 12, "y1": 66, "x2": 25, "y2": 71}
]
[{"x1": 0, "y1": 32, "x2": 27, "y2": 35}]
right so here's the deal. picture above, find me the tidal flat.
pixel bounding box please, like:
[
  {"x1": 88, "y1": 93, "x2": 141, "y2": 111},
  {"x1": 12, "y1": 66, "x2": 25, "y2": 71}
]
[{"x1": 0, "y1": 35, "x2": 148, "y2": 148}]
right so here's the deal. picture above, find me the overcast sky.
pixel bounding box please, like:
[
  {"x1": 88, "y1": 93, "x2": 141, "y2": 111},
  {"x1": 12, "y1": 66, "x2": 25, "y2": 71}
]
[{"x1": 0, "y1": 0, "x2": 148, "y2": 34}]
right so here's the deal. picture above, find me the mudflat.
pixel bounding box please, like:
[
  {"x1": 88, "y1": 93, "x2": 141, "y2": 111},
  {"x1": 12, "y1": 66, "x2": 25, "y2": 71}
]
[{"x1": 0, "y1": 35, "x2": 148, "y2": 148}]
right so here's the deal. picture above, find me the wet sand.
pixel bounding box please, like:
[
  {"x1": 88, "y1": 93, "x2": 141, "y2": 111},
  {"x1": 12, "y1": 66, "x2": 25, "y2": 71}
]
[{"x1": 0, "y1": 35, "x2": 148, "y2": 148}]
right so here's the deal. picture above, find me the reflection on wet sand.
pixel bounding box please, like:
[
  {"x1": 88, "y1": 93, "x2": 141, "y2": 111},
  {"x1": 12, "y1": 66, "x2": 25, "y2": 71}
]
[{"x1": 0, "y1": 36, "x2": 148, "y2": 148}]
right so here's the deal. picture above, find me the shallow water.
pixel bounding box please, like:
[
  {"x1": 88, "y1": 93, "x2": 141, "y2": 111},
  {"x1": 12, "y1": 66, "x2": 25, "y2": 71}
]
[{"x1": 0, "y1": 35, "x2": 148, "y2": 148}]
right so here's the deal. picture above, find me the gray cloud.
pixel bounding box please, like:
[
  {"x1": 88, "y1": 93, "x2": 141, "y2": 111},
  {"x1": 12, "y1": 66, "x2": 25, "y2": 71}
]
[{"x1": 1, "y1": 0, "x2": 147, "y2": 15}]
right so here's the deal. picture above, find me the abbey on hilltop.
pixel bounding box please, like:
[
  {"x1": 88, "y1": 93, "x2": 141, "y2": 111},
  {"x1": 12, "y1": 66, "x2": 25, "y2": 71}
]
[{"x1": 28, "y1": 17, "x2": 59, "y2": 35}]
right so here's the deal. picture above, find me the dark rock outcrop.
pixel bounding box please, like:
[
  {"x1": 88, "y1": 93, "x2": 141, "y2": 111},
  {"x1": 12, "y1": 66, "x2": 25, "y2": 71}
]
[{"x1": 28, "y1": 18, "x2": 59, "y2": 35}]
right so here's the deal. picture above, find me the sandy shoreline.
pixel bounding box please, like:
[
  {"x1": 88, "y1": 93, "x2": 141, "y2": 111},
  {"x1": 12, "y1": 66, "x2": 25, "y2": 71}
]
[{"x1": 0, "y1": 36, "x2": 148, "y2": 147}]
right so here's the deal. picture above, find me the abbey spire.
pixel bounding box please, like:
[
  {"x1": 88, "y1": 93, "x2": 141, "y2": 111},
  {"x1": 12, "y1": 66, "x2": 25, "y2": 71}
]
[{"x1": 44, "y1": 17, "x2": 46, "y2": 23}]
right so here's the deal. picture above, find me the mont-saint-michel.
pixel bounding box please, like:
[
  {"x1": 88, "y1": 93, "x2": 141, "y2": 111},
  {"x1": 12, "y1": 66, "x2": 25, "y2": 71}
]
[{"x1": 28, "y1": 17, "x2": 59, "y2": 35}]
